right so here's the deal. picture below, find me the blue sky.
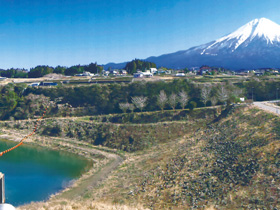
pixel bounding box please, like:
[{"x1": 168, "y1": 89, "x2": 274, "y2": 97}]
[{"x1": 1, "y1": 0, "x2": 280, "y2": 69}]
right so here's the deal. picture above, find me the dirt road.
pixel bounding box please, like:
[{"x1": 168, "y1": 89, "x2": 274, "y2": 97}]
[{"x1": 253, "y1": 101, "x2": 280, "y2": 115}]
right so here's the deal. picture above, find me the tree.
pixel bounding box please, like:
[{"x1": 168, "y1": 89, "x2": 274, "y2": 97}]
[
  {"x1": 169, "y1": 93, "x2": 178, "y2": 110},
  {"x1": 178, "y1": 90, "x2": 189, "y2": 110},
  {"x1": 232, "y1": 88, "x2": 243, "y2": 97},
  {"x1": 119, "y1": 102, "x2": 130, "y2": 113},
  {"x1": 189, "y1": 101, "x2": 197, "y2": 110},
  {"x1": 217, "y1": 86, "x2": 228, "y2": 105},
  {"x1": 211, "y1": 96, "x2": 218, "y2": 106},
  {"x1": 54, "y1": 66, "x2": 66, "y2": 74},
  {"x1": 28, "y1": 66, "x2": 54, "y2": 78},
  {"x1": 157, "y1": 90, "x2": 168, "y2": 112},
  {"x1": 201, "y1": 85, "x2": 211, "y2": 106},
  {"x1": 125, "y1": 59, "x2": 156, "y2": 74},
  {"x1": 128, "y1": 103, "x2": 135, "y2": 113},
  {"x1": 131, "y1": 96, "x2": 148, "y2": 112}
]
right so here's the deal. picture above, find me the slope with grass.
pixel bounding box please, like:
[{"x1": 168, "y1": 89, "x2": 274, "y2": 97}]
[
  {"x1": 84, "y1": 106, "x2": 279, "y2": 209},
  {"x1": 1, "y1": 105, "x2": 279, "y2": 209}
]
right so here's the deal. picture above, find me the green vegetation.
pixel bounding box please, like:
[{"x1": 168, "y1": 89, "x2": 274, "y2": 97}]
[
  {"x1": 1, "y1": 78, "x2": 244, "y2": 120},
  {"x1": 2, "y1": 108, "x2": 217, "y2": 152},
  {"x1": 3, "y1": 76, "x2": 280, "y2": 120},
  {"x1": 125, "y1": 59, "x2": 156, "y2": 74},
  {"x1": 0, "y1": 63, "x2": 104, "y2": 78},
  {"x1": 0, "y1": 68, "x2": 28, "y2": 78}
]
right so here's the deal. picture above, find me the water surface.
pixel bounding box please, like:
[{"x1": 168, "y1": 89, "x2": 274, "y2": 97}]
[{"x1": 0, "y1": 139, "x2": 91, "y2": 206}]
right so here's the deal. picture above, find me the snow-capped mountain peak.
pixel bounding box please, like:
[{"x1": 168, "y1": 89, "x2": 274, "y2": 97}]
[{"x1": 201, "y1": 18, "x2": 280, "y2": 55}]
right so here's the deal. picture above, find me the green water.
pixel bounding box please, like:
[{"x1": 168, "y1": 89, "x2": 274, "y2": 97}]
[{"x1": 0, "y1": 139, "x2": 92, "y2": 206}]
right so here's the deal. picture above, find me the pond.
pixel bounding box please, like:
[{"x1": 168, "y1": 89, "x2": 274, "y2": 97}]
[{"x1": 0, "y1": 139, "x2": 92, "y2": 206}]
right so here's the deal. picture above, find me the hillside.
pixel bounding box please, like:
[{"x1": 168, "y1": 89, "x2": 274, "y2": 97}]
[
  {"x1": 1, "y1": 105, "x2": 279, "y2": 209},
  {"x1": 86, "y1": 105, "x2": 279, "y2": 209}
]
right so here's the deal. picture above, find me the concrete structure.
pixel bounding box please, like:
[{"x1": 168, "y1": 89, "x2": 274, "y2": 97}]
[
  {"x1": 0, "y1": 173, "x2": 15, "y2": 210},
  {"x1": 0, "y1": 173, "x2": 4, "y2": 204},
  {"x1": 0, "y1": 204, "x2": 16, "y2": 210}
]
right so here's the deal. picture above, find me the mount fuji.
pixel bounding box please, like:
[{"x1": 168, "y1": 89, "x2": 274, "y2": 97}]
[{"x1": 144, "y1": 18, "x2": 280, "y2": 70}]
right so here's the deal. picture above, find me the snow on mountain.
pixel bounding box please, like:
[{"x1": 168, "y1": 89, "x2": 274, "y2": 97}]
[{"x1": 201, "y1": 18, "x2": 280, "y2": 55}]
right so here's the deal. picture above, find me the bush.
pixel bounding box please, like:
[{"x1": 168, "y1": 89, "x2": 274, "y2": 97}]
[{"x1": 189, "y1": 101, "x2": 197, "y2": 110}]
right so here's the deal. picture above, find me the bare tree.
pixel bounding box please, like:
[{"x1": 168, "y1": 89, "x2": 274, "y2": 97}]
[
  {"x1": 131, "y1": 96, "x2": 148, "y2": 112},
  {"x1": 119, "y1": 102, "x2": 130, "y2": 113},
  {"x1": 211, "y1": 96, "x2": 217, "y2": 106},
  {"x1": 128, "y1": 103, "x2": 135, "y2": 113},
  {"x1": 232, "y1": 88, "x2": 243, "y2": 97},
  {"x1": 157, "y1": 90, "x2": 168, "y2": 112},
  {"x1": 169, "y1": 93, "x2": 178, "y2": 110},
  {"x1": 217, "y1": 86, "x2": 228, "y2": 105},
  {"x1": 201, "y1": 85, "x2": 211, "y2": 107},
  {"x1": 178, "y1": 90, "x2": 189, "y2": 110}
]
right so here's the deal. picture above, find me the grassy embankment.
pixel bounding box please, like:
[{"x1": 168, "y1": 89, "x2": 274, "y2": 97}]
[
  {"x1": 87, "y1": 105, "x2": 279, "y2": 209},
  {"x1": 1, "y1": 105, "x2": 279, "y2": 209}
]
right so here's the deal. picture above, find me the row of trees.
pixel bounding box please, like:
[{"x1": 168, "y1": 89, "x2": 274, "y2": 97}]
[
  {"x1": 0, "y1": 68, "x2": 28, "y2": 78},
  {"x1": 28, "y1": 63, "x2": 104, "y2": 78},
  {"x1": 119, "y1": 90, "x2": 189, "y2": 113},
  {"x1": 118, "y1": 84, "x2": 242, "y2": 113},
  {"x1": 0, "y1": 63, "x2": 104, "y2": 78}
]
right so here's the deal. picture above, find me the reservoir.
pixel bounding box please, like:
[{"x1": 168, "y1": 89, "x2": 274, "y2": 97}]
[{"x1": 0, "y1": 139, "x2": 92, "y2": 206}]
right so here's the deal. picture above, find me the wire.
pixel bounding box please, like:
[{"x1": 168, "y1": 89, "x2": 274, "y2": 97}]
[{"x1": 0, "y1": 107, "x2": 48, "y2": 157}]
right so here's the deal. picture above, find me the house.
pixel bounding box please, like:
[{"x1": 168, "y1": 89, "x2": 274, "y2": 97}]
[
  {"x1": 199, "y1": 66, "x2": 211, "y2": 75},
  {"x1": 28, "y1": 82, "x2": 40, "y2": 87},
  {"x1": 175, "y1": 73, "x2": 185, "y2": 77},
  {"x1": 0, "y1": 77, "x2": 7, "y2": 81},
  {"x1": 75, "y1": 71, "x2": 94, "y2": 77},
  {"x1": 150, "y1": 68, "x2": 158, "y2": 74},
  {"x1": 109, "y1": 70, "x2": 119, "y2": 75},
  {"x1": 102, "y1": 70, "x2": 110, "y2": 76},
  {"x1": 133, "y1": 72, "x2": 143, "y2": 78},
  {"x1": 142, "y1": 70, "x2": 153, "y2": 77},
  {"x1": 119, "y1": 70, "x2": 127, "y2": 75},
  {"x1": 39, "y1": 82, "x2": 58, "y2": 86}
]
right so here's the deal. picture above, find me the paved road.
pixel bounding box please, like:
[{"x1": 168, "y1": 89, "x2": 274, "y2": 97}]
[{"x1": 253, "y1": 101, "x2": 280, "y2": 114}]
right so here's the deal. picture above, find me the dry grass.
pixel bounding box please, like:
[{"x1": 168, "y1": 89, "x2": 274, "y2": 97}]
[{"x1": 18, "y1": 199, "x2": 148, "y2": 210}]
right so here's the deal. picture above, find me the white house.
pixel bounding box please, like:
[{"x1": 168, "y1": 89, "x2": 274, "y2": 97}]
[
  {"x1": 0, "y1": 77, "x2": 7, "y2": 81},
  {"x1": 28, "y1": 82, "x2": 40, "y2": 87},
  {"x1": 120, "y1": 70, "x2": 127, "y2": 75},
  {"x1": 75, "y1": 71, "x2": 94, "y2": 77},
  {"x1": 150, "y1": 68, "x2": 157, "y2": 74},
  {"x1": 142, "y1": 71, "x2": 153, "y2": 77},
  {"x1": 175, "y1": 73, "x2": 186, "y2": 77},
  {"x1": 133, "y1": 72, "x2": 143, "y2": 78}
]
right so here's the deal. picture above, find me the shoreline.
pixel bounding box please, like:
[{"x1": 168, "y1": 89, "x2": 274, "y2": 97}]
[{"x1": 0, "y1": 129, "x2": 124, "y2": 208}]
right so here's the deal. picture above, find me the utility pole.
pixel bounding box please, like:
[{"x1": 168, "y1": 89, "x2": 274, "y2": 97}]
[{"x1": 0, "y1": 173, "x2": 15, "y2": 210}]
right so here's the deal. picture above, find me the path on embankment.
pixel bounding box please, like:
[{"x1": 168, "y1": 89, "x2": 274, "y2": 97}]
[{"x1": 253, "y1": 101, "x2": 280, "y2": 115}]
